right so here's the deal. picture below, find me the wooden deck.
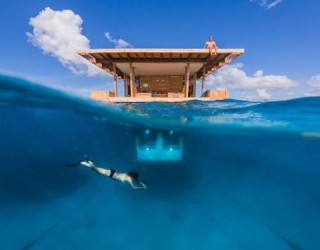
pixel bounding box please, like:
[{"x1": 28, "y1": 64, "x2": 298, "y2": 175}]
[
  {"x1": 93, "y1": 97, "x2": 220, "y2": 103},
  {"x1": 91, "y1": 90, "x2": 229, "y2": 103}
]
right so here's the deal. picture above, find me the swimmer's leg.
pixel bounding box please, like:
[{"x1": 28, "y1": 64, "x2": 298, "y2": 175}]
[
  {"x1": 66, "y1": 162, "x2": 81, "y2": 167},
  {"x1": 79, "y1": 160, "x2": 95, "y2": 168},
  {"x1": 66, "y1": 160, "x2": 94, "y2": 168},
  {"x1": 90, "y1": 167, "x2": 111, "y2": 177},
  {"x1": 67, "y1": 159, "x2": 111, "y2": 177}
]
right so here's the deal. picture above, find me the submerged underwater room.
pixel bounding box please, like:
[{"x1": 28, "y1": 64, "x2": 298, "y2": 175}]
[{"x1": 1, "y1": 75, "x2": 320, "y2": 249}]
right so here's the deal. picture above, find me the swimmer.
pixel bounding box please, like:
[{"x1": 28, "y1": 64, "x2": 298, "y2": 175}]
[{"x1": 67, "y1": 159, "x2": 148, "y2": 190}]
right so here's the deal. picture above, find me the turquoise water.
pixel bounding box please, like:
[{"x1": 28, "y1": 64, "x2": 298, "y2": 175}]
[{"x1": 0, "y1": 75, "x2": 320, "y2": 250}]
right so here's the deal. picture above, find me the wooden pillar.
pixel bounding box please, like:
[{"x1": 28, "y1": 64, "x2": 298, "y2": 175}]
[
  {"x1": 130, "y1": 63, "x2": 135, "y2": 97},
  {"x1": 185, "y1": 63, "x2": 190, "y2": 98},
  {"x1": 201, "y1": 64, "x2": 206, "y2": 95},
  {"x1": 124, "y1": 74, "x2": 127, "y2": 97},
  {"x1": 113, "y1": 64, "x2": 118, "y2": 97},
  {"x1": 193, "y1": 74, "x2": 197, "y2": 97}
]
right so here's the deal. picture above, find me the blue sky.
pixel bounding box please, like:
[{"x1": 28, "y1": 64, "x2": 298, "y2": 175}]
[{"x1": 0, "y1": 0, "x2": 320, "y2": 100}]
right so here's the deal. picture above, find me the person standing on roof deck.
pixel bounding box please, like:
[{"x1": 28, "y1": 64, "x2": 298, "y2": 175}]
[
  {"x1": 204, "y1": 35, "x2": 218, "y2": 55},
  {"x1": 67, "y1": 159, "x2": 148, "y2": 190}
]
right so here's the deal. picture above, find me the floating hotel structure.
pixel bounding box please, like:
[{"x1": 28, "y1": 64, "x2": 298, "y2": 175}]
[
  {"x1": 78, "y1": 46, "x2": 244, "y2": 102},
  {"x1": 78, "y1": 42, "x2": 244, "y2": 161}
]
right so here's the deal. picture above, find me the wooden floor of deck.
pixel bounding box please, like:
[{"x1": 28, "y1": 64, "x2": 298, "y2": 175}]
[{"x1": 93, "y1": 97, "x2": 215, "y2": 103}]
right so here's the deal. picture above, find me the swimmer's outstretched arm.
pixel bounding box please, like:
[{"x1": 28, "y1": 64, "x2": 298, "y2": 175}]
[
  {"x1": 128, "y1": 180, "x2": 148, "y2": 189},
  {"x1": 139, "y1": 182, "x2": 148, "y2": 189}
]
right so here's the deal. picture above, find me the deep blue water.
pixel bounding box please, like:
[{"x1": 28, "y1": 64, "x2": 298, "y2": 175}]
[{"x1": 0, "y1": 74, "x2": 320, "y2": 250}]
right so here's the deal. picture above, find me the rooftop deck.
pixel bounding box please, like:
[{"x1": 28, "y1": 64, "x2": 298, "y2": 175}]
[{"x1": 78, "y1": 48, "x2": 244, "y2": 79}]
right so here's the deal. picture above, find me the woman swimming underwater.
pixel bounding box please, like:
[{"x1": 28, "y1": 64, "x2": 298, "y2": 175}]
[{"x1": 68, "y1": 159, "x2": 148, "y2": 190}]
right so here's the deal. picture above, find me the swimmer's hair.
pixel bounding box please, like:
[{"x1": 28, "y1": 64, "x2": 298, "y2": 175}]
[{"x1": 127, "y1": 170, "x2": 139, "y2": 180}]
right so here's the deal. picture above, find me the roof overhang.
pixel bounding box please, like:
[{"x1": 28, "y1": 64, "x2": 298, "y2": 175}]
[{"x1": 78, "y1": 48, "x2": 244, "y2": 79}]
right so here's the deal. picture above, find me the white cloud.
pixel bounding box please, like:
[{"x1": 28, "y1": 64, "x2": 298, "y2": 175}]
[
  {"x1": 308, "y1": 75, "x2": 320, "y2": 89},
  {"x1": 105, "y1": 32, "x2": 132, "y2": 48},
  {"x1": 251, "y1": 0, "x2": 284, "y2": 9},
  {"x1": 298, "y1": 74, "x2": 320, "y2": 97},
  {"x1": 257, "y1": 89, "x2": 271, "y2": 100},
  {"x1": 207, "y1": 63, "x2": 296, "y2": 89},
  {"x1": 205, "y1": 64, "x2": 297, "y2": 100},
  {"x1": 26, "y1": 7, "x2": 104, "y2": 76}
]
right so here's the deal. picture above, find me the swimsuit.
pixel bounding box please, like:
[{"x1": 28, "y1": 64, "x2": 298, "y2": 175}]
[{"x1": 109, "y1": 169, "x2": 116, "y2": 179}]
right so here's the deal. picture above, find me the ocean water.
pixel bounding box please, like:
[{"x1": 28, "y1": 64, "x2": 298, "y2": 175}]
[{"x1": 0, "y1": 74, "x2": 320, "y2": 250}]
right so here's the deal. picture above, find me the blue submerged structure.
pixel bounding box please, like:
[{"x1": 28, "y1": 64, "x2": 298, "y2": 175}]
[{"x1": 136, "y1": 128, "x2": 183, "y2": 161}]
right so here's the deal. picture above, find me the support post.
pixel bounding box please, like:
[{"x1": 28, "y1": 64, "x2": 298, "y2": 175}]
[
  {"x1": 113, "y1": 64, "x2": 118, "y2": 97},
  {"x1": 193, "y1": 73, "x2": 197, "y2": 97},
  {"x1": 185, "y1": 62, "x2": 190, "y2": 98},
  {"x1": 124, "y1": 74, "x2": 127, "y2": 97},
  {"x1": 130, "y1": 63, "x2": 135, "y2": 97},
  {"x1": 201, "y1": 65, "x2": 206, "y2": 95}
]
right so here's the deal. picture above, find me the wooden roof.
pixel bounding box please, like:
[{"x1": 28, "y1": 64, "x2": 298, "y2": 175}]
[{"x1": 78, "y1": 48, "x2": 244, "y2": 79}]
